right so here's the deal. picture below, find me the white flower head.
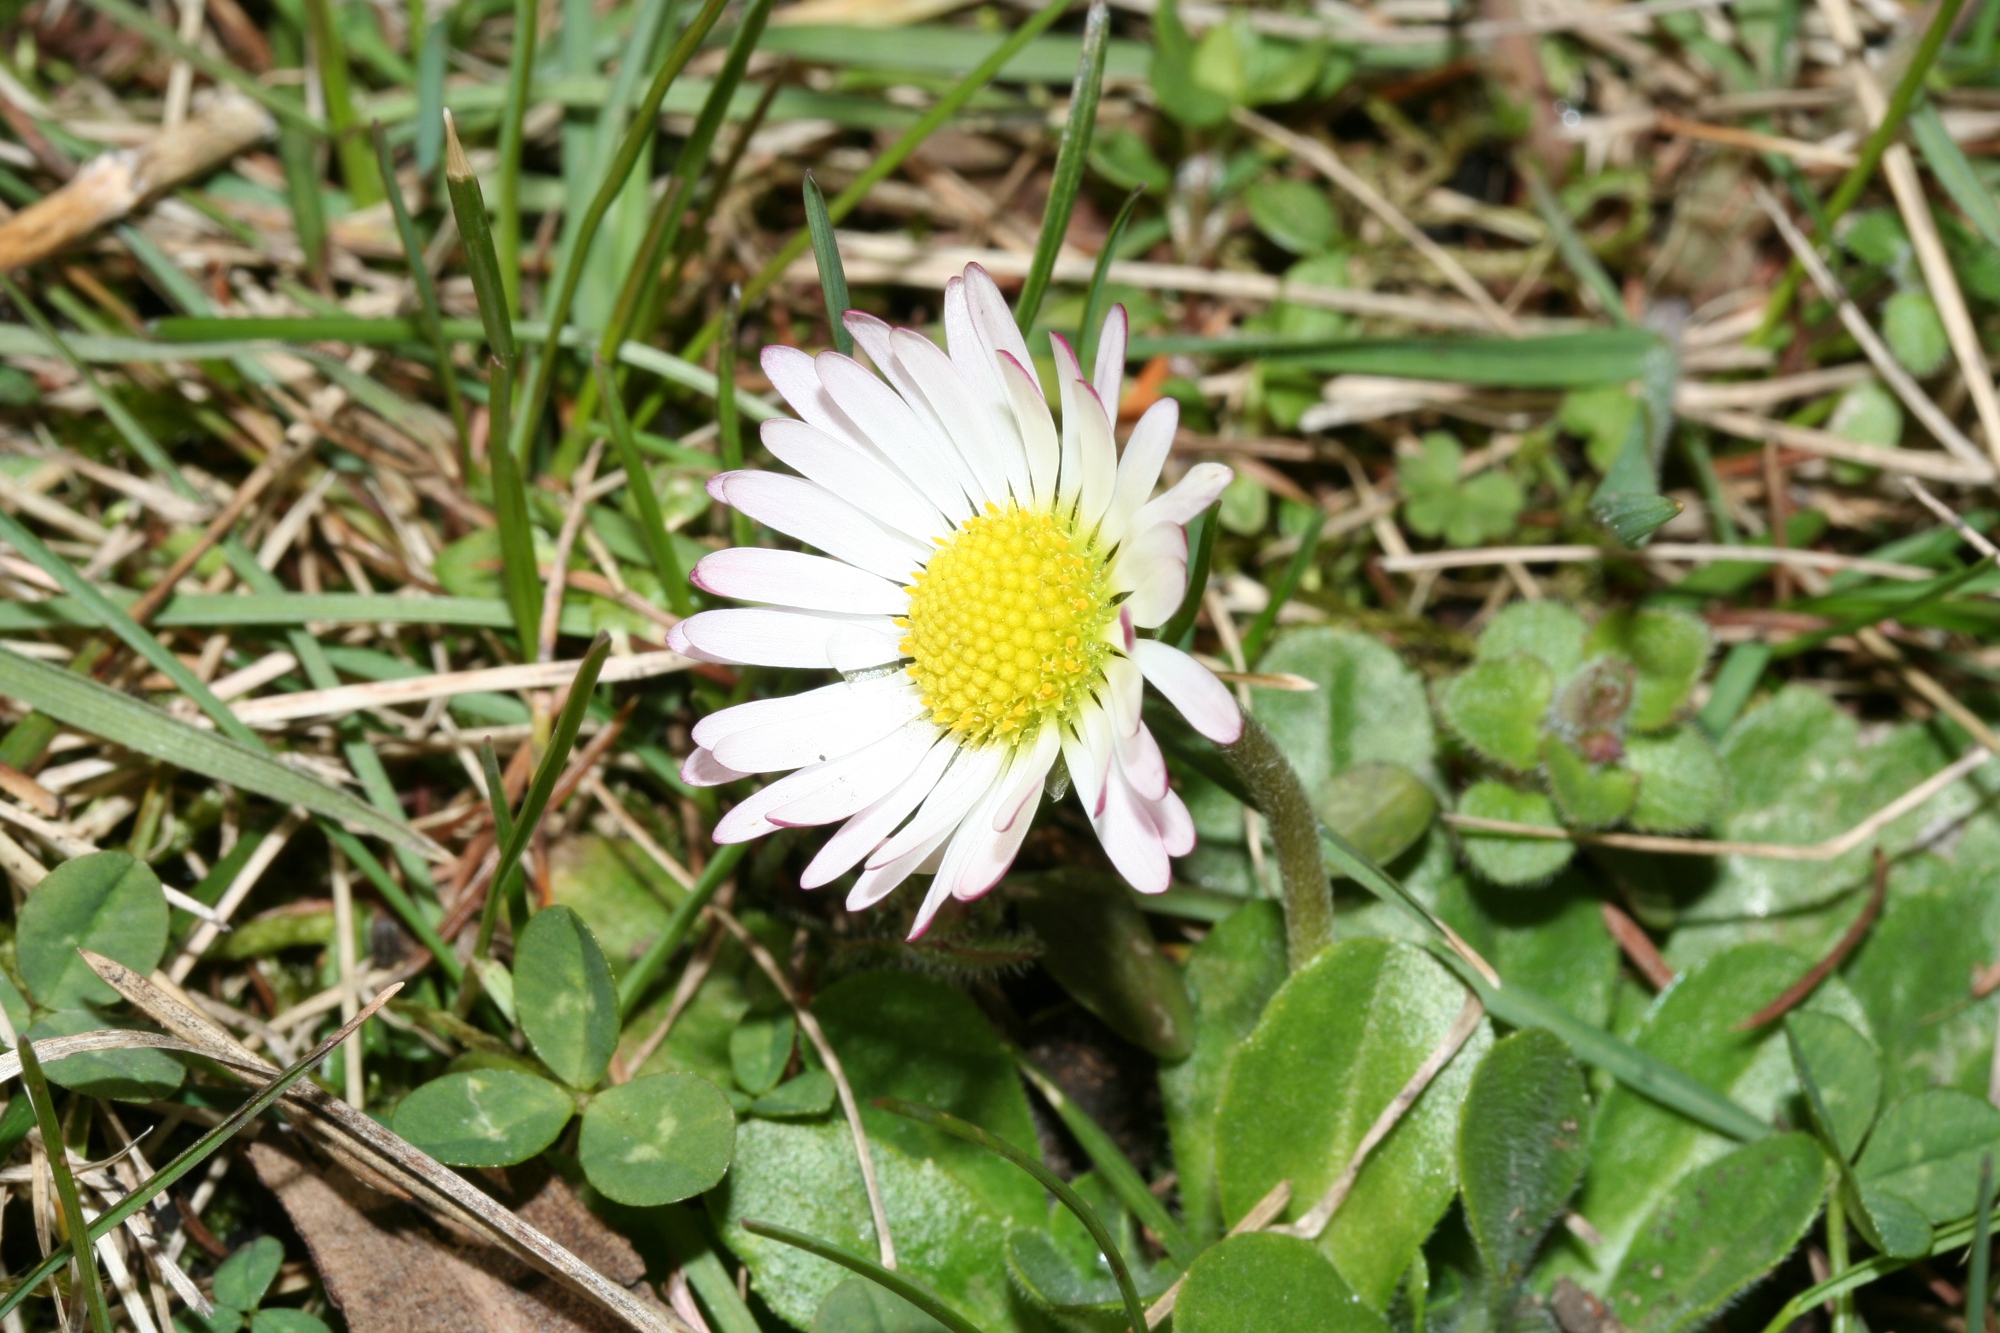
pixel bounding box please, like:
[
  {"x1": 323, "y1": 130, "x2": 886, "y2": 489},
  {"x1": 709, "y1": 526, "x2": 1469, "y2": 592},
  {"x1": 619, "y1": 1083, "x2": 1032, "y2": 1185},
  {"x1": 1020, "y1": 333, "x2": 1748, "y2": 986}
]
[{"x1": 669, "y1": 264, "x2": 1241, "y2": 936}]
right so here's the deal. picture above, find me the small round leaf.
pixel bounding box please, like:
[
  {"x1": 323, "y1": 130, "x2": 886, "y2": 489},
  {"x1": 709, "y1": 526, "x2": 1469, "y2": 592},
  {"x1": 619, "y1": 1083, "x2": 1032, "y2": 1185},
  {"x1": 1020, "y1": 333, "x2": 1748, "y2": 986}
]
[
  {"x1": 1176, "y1": 1232, "x2": 1388, "y2": 1333},
  {"x1": 579, "y1": 1072, "x2": 735, "y2": 1206},
  {"x1": 392, "y1": 1069, "x2": 574, "y2": 1167},
  {"x1": 514, "y1": 906, "x2": 619, "y2": 1089},
  {"x1": 730, "y1": 1011, "x2": 797, "y2": 1096},
  {"x1": 28, "y1": 1010, "x2": 183, "y2": 1101},
  {"x1": 1457, "y1": 782, "x2": 1574, "y2": 887},
  {"x1": 212, "y1": 1236, "x2": 284, "y2": 1310},
  {"x1": 250, "y1": 1311, "x2": 333, "y2": 1333},
  {"x1": 18, "y1": 851, "x2": 167, "y2": 1009}
]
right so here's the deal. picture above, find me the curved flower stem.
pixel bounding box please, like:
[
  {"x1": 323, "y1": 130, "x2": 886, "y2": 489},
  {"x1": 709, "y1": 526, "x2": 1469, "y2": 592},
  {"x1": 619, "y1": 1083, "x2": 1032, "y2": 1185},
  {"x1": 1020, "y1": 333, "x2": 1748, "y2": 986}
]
[{"x1": 1221, "y1": 710, "x2": 1332, "y2": 970}]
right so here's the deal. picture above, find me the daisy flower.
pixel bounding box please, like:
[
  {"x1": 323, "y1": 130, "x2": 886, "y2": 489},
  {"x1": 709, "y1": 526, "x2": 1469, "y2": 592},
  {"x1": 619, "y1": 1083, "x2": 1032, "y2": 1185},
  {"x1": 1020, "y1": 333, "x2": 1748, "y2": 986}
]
[{"x1": 668, "y1": 264, "x2": 1242, "y2": 935}]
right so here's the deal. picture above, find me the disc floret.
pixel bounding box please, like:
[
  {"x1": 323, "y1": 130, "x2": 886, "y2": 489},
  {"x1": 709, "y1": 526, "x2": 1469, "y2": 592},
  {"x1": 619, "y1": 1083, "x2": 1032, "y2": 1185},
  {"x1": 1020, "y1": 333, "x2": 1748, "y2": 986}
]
[{"x1": 900, "y1": 504, "x2": 1116, "y2": 745}]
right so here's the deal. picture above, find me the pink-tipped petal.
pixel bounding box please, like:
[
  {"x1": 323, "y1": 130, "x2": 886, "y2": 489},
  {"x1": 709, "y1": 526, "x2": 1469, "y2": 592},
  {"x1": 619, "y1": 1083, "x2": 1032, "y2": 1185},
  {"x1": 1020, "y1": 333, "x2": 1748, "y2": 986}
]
[
  {"x1": 1091, "y1": 764, "x2": 1170, "y2": 894},
  {"x1": 801, "y1": 738, "x2": 956, "y2": 888},
  {"x1": 692, "y1": 548, "x2": 909, "y2": 617},
  {"x1": 760, "y1": 418, "x2": 947, "y2": 543},
  {"x1": 1050, "y1": 332, "x2": 1088, "y2": 515},
  {"x1": 1102, "y1": 398, "x2": 1178, "y2": 549},
  {"x1": 814, "y1": 350, "x2": 976, "y2": 521},
  {"x1": 1148, "y1": 784, "x2": 1196, "y2": 859},
  {"x1": 1114, "y1": 720, "x2": 1169, "y2": 802},
  {"x1": 769, "y1": 723, "x2": 940, "y2": 828},
  {"x1": 673, "y1": 608, "x2": 901, "y2": 672},
  {"x1": 712, "y1": 684, "x2": 924, "y2": 773},
  {"x1": 682, "y1": 748, "x2": 749, "y2": 788},
  {"x1": 1092, "y1": 303, "x2": 1128, "y2": 415},
  {"x1": 1104, "y1": 654, "x2": 1144, "y2": 737},
  {"x1": 1061, "y1": 704, "x2": 1115, "y2": 820},
  {"x1": 866, "y1": 744, "x2": 1004, "y2": 869},
  {"x1": 717, "y1": 472, "x2": 929, "y2": 582},
  {"x1": 843, "y1": 311, "x2": 896, "y2": 374},
  {"x1": 962, "y1": 263, "x2": 1037, "y2": 383},
  {"x1": 761, "y1": 345, "x2": 865, "y2": 448},
  {"x1": 1132, "y1": 638, "x2": 1244, "y2": 744},
  {"x1": 848, "y1": 829, "x2": 949, "y2": 913},
  {"x1": 892, "y1": 327, "x2": 1022, "y2": 506},
  {"x1": 1133, "y1": 461, "x2": 1233, "y2": 532}
]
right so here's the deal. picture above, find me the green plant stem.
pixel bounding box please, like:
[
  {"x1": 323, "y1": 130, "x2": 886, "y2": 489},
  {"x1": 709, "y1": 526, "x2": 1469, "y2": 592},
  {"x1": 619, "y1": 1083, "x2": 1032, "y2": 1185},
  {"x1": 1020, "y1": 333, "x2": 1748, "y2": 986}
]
[
  {"x1": 1221, "y1": 712, "x2": 1332, "y2": 970},
  {"x1": 1078, "y1": 186, "x2": 1144, "y2": 372},
  {"x1": 272, "y1": 20, "x2": 327, "y2": 284},
  {"x1": 595, "y1": 356, "x2": 692, "y2": 617},
  {"x1": 303, "y1": 0, "x2": 382, "y2": 206},
  {"x1": 0, "y1": 991, "x2": 396, "y2": 1322},
  {"x1": 738, "y1": 1221, "x2": 987, "y2": 1333},
  {"x1": 1157, "y1": 501, "x2": 1219, "y2": 649},
  {"x1": 1240, "y1": 510, "x2": 1325, "y2": 664},
  {"x1": 473, "y1": 635, "x2": 611, "y2": 960},
  {"x1": 878, "y1": 1100, "x2": 1147, "y2": 1333},
  {"x1": 493, "y1": 0, "x2": 539, "y2": 317},
  {"x1": 1972, "y1": 1155, "x2": 1995, "y2": 1333},
  {"x1": 16, "y1": 1040, "x2": 110, "y2": 1333},
  {"x1": 1828, "y1": 1184, "x2": 1854, "y2": 1333},
  {"x1": 1015, "y1": 0, "x2": 1109, "y2": 334},
  {"x1": 682, "y1": 0, "x2": 1078, "y2": 362},
  {"x1": 512, "y1": 0, "x2": 731, "y2": 465},
  {"x1": 1755, "y1": 0, "x2": 1970, "y2": 339},
  {"x1": 717, "y1": 284, "x2": 751, "y2": 548},
  {"x1": 617, "y1": 841, "x2": 746, "y2": 1017},
  {"x1": 373, "y1": 121, "x2": 467, "y2": 470}
]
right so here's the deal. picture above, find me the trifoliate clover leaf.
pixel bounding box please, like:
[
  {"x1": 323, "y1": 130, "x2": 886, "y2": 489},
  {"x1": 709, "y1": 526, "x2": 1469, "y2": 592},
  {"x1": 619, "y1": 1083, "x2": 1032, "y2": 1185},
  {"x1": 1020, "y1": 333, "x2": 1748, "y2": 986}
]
[{"x1": 1400, "y1": 432, "x2": 1524, "y2": 548}]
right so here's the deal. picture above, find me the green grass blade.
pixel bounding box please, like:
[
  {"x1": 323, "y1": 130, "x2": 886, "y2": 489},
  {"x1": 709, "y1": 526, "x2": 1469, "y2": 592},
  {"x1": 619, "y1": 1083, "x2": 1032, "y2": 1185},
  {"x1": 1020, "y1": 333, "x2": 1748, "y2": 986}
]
[
  {"x1": 1123, "y1": 330, "x2": 1664, "y2": 384},
  {"x1": 803, "y1": 171, "x2": 853, "y2": 355},
  {"x1": 513, "y1": 0, "x2": 732, "y2": 464},
  {"x1": 616, "y1": 841, "x2": 745, "y2": 1018},
  {"x1": 415, "y1": 14, "x2": 450, "y2": 177},
  {"x1": 595, "y1": 355, "x2": 692, "y2": 616},
  {"x1": 374, "y1": 121, "x2": 468, "y2": 470},
  {"x1": 691, "y1": 0, "x2": 1078, "y2": 358},
  {"x1": 0, "y1": 591, "x2": 593, "y2": 633},
  {"x1": 0, "y1": 989, "x2": 399, "y2": 1322},
  {"x1": 878, "y1": 1099, "x2": 1146, "y2": 1333},
  {"x1": 0, "y1": 647, "x2": 432, "y2": 855},
  {"x1": 444, "y1": 113, "x2": 518, "y2": 373},
  {"x1": 0, "y1": 276, "x2": 178, "y2": 482},
  {"x1": 1240, "y1": 509, "x2": 1325, "y2": 665},
  {"x1": 487, "y1": 383, "x2": 544, "y2": 657},
  {"x1": 480, "y1": 739, "x2": 516, "y2": 849},
  {"x1": 475, "y1": 634, "x2": 612, "y2": 957},
  {"x1": 1156, "y1": 501, "x2": 1218, "y2": 649},
  {"x1": 0, "y1": 505, "x2": 263, "y2": 748},
  {"x1": 1972, "y1": 1155, "x2": 1995, "y2": 1333},
  {"x1": 1756, "y1": 0, "x2": 1971, "y2": 336},
  {"x1": 737, "y1": 1221, "x2": 987, "y2": 1333},
  {"x1": 1014, "y1": 1055, "x2": 1195, "y2": 1266},
  {"x1": 76, "y1": 0, "x2": 320, "y2": 134},
  {"x1": 493, "y1": 0, "x2": 540, "y2": 316},
  {"x1": 303, "y1": 0, "x2": 382, "y2": 205},
  {"x1": 1523, "y1": 164, "x2": 1628, "y2": 325},
  {"x1": 1078, "y1": 185, "x2": 1144, "y2": 372},
  {"x1": 1772, "y1": 556, "x2": 1995, "y2": 660},
  {"x1": 717, "y1": 284, "x2": 752, "y2": 548},
  {"x1": 271, "y1": 19, "x2": 329, "y2": 282},
  {"x1": 1015, "y1": 0, "x2": 1109, "y2": 334},
  {"x1": 1912, "y1": 102, "x2": 2000, "y2": 250},
  {"x1": 15, "y1": 1038, "x2": 111, "y2": 1333}
]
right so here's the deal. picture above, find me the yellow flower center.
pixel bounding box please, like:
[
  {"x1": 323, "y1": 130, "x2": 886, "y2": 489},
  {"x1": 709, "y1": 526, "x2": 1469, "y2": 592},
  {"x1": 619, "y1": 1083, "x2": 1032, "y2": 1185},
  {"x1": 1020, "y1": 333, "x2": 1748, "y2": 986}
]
[{"x1": 899, "y1": 503, "x2": 1116, "y2": 746}]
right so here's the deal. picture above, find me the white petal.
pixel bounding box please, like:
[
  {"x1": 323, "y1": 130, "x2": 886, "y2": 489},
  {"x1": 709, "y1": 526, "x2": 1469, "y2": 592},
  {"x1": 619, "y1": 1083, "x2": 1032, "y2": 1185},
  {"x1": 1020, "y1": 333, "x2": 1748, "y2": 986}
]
[
  {"x1": 802, "y1": 738, "x2": 957, "y2": 889},
  {"x1": 1122, "y1": 555, "x2": 1190, "y2": 629},
  {"x1": 892, "y1": 328, "x2": 1021, "y2": 507},
  {"x1": 1102, "y1": 398, "x2": 1178, "y2": 550},
  {"x1": 1051, "y1": 335, "x2": 1117, "y2": 535},
  {"x1": 993, "y1": 723, "x2": 1061, "y2": 831},
  {"x1": 693, "y1": 548, "x2": 909, "y2": 616},
  {"x1": 682, "y1": 748, "x2": 749, "y2": 788},
  {"x1": 1091, "y1": 763, "x2": 1170, "y2": 893},
  {"x1": 762, "y1": 345, "x2": 866, "y2": 449},
  {"x1": 712, "y1": 684, "x2": 925, "y2": 773},
  {"x1": 1051, "y1": 334, "x2": 1088, "y2": 516},
  {"x1": 1104, "y1": 655, "x2": 1144, "y2": 737},
  {"x1": 770, "y1": 722, "x2": 943, "y2": 828},
  {"x1": 1114, "y1": 719, "x2": 1168, "y2": 801},
  {"x1": 934, "y1": 778, "x2": 1025, "y2": 904},
  {"x1": 843, "y1": 310, "x2": 896, "y2": 373},
  {"x1": 716, "y1": 741, "x2": 903, "y2": 843},
  {"x1": 998, "y1": 352, "x2": 1060, "y2": 509},
  {"x1": 814, "y1": 351, "x2": 975, "y2": 521},
  {"x1": 1133, "y1": 461, "x2": 1234, "y2": 532},
  {"x1": 1148, "y1": 784, "x2": 1196, "y2": 858},
  {"x1": 963, "y1": 263, "x2": 1037, "y2": 383},
  {"x1": 1092, "y1": 303, "x2": 1128, "y2": 416},
  {"x1": 760, "y1": 418, "x2": 948, "y2": 544},
  {"x1": 1111, "y1": 521, "x2": 1187, "y2": 595},
  {"x1": 848, "y1": 829, "x2": 950, "y2": 914},
  {"x1": 691, "y1": 674, "x2": 907, "y2": 751},
  {"x1": 714, "y1": 472, "x2": 929, "y2": 582},
  {"x1": 671, "y1": 608, "x2": 901, "y2": 671},
  {"x1": 943, "y1": 276, "x2": 1012, "y2": 443},
  {"x1": 1132, "y1": 638, "x2": 1243, "y2": 744},
  {"x1": 1061, "y1": 703, "x2": 1115, "y2": 819},
  {"x1": 866, "y1": 744, "x2": 1004, "y2": 868}
]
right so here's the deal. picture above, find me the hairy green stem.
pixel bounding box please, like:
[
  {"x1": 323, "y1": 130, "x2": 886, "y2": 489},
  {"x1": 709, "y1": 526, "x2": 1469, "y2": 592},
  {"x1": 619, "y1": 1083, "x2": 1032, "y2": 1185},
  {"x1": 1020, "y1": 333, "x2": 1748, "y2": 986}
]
[{"x1": 1221, "y1": 712, "x2": 1332, "y2": 969}]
